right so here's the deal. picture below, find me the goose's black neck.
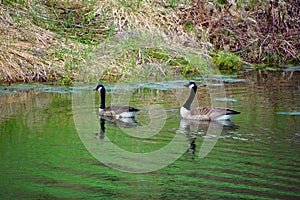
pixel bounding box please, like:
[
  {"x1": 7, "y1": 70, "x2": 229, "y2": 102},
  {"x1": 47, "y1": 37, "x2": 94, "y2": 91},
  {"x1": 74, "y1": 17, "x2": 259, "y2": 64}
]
[
  {"x1": 183, "y1": 87, "x2": 197, "y2": 110},
  {"x1": 99, "y1": 88, "x2": 106, "y2": 109}
]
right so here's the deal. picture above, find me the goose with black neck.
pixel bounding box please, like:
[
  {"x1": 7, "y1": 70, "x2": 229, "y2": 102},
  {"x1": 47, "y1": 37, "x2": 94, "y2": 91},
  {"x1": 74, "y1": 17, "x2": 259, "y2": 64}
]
[
  {"x1": 93, "y1": 84, "x2": 139, "y2": 118},
  {"x1": 180, "y1": 82, "x2": 240, "y2": 121}
]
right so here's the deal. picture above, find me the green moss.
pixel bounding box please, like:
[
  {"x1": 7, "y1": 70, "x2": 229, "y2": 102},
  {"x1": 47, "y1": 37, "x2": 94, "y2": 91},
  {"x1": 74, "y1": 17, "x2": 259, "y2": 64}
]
[
  {"x1": 169, "y1": 57, "x2": 189, "y2": 66},
  {"x1": 184, "y1": 23, "x2": 195, "y2": 32},
  {"x1": 212, "y1": 51, "x2": 243, "y2": 74},
  {"x1": 145, "y1": 49, "x2": 170, "y2": 60}
]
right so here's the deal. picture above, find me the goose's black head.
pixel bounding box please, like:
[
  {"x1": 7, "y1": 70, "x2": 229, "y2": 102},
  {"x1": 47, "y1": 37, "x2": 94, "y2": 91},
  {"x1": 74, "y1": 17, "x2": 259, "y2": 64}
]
[
  {"x1": 184, "y1": 82, "x2": 197, "y2": 91},
  {"x1": 93, "y1": 84, "x2": 105, "y2": 92}
]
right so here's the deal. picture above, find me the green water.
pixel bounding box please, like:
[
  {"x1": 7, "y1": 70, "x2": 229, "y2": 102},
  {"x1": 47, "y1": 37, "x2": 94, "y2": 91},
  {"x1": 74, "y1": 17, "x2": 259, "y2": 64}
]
[{"x1": 0, "y1": 71, "x2": 299, "y2": 199}]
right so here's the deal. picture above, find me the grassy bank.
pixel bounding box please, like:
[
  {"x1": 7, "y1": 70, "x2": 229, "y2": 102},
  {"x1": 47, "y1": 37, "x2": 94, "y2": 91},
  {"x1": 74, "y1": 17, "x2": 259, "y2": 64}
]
[{"x1": 0, "y1": 0, "x2": 299, "y2": 84}]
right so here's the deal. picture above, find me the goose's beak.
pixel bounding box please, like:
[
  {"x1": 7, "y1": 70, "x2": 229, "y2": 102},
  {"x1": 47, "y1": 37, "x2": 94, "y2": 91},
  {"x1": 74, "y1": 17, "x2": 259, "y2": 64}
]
[
  {"x1": 93, "y1": 88, "x2": 97, "y2": 91},
  {"x1": 184, "y1": 83, "x2": 190, "y2": 87}
]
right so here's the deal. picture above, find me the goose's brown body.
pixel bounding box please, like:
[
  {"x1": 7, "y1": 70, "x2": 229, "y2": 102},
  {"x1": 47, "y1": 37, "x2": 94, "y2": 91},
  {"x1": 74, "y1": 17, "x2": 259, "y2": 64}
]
[
  {"x1": 181, "y1": 106, "x2": 240, "y2": 120},
  {"x1": 181, "y1": 82, "x2": 240, "y2": 121}
]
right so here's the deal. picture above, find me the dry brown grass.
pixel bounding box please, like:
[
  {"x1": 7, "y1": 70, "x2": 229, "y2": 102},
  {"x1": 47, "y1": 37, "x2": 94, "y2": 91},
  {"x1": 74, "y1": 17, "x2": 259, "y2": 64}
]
[
  {"x1": 65, "y1": 0, "x2": 212, "y2": 82},
  {"x1": 180, "y1": 0, "x2": 300, "y2": 64},
  {"x1": 0, "y1": 0, "x2": 299, "y2": 83},
  {"x1": 0, "y1": 0, "x2": 202, "y2": 83},
  {"x1": 0, "y1": 4, "x2": 63, "y2": 82}
]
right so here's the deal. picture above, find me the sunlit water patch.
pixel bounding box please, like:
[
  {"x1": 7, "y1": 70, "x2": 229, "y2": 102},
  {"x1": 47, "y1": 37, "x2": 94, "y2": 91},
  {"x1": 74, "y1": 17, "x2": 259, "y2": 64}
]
[
  {"x1": 213, "y1": 97, "x2": 238, "y2": 102},
  {"x1": 276, "y1": 111, "x2": 300, "y2": 115}
]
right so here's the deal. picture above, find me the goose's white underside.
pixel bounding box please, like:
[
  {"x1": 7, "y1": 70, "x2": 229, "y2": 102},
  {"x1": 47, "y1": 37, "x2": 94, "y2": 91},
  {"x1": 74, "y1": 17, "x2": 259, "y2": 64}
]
[
  {"x1": 116, "y1": 112, "x2": 137, "y2": 118},
  {"x1": 213, "y1": 114, "x2": 234, "y2": 121}
]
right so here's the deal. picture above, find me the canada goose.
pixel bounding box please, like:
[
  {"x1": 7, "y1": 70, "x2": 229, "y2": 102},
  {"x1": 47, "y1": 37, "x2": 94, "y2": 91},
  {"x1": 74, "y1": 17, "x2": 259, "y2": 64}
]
[
  {"x1": 93, "y1": 84, "x2": 139, "y2": 118},
  {"x1": 180, "y1": 82, "x2": 240, "y2": 121}
]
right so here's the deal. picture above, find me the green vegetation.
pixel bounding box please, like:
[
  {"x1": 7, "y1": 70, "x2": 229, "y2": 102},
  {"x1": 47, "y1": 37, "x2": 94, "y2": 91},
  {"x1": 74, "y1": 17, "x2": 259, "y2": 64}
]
[
  {"x1": 0, "y1": 0, "x2": 299, "y2": 84},
  {"x1": 212, "y1": 51, "x2": 243, "y2": 74}
]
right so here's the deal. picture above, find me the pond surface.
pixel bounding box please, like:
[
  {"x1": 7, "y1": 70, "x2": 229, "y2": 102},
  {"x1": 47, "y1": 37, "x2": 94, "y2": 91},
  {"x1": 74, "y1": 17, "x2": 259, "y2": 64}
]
[{"x1": 0, "y1": 70, "x2": 300, "y2": 199}]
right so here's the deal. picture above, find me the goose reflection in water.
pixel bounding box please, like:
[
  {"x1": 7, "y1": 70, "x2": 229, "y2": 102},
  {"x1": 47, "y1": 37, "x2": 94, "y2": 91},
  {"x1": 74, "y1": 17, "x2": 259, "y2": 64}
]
[
  {"x1": 96, "y1": 116, "x2": 139, "y2": 139},
  {"x1": 97, "y1": 118, "x2": 105, "y2": 139},
  {"x1": 178, "y1": 119, "x2": 238, "y2": 156}
]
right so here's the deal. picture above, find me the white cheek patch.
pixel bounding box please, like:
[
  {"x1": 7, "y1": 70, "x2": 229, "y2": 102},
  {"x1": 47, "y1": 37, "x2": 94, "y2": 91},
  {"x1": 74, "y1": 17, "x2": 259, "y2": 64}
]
[
  {"x1": 189, "y1": 84, "x2": 194, "y2": 89},
  {"x1": 98, "y1": 87, "x2": 102, "y2": 92}
]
